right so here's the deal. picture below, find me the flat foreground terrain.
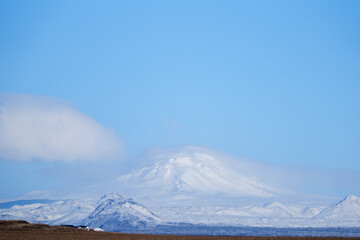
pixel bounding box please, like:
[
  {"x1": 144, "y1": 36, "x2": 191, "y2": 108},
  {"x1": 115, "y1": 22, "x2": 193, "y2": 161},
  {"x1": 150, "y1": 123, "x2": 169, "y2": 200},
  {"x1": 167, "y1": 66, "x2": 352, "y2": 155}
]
[{"x1": 1, "y1": 220, "x2": 359, "y2": 240}]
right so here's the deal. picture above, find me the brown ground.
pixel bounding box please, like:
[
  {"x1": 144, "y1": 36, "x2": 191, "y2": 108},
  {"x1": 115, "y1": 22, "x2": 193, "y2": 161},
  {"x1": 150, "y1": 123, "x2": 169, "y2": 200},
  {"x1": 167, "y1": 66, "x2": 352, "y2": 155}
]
[{"x1": 0, "y1": 220, "x2": 359, "y2": 240}]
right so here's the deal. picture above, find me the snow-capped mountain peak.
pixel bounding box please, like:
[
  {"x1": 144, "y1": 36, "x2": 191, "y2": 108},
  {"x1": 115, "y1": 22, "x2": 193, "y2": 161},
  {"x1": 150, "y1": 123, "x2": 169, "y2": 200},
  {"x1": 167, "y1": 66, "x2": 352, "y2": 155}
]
[
  {"x1": 117, "y1": 146, "x2": 277, "y2": 199},
  {"x1": 98, "y1": 192, "x2": 129, "y2": 204},
  {"x1": 313, "y1": 194, "x2": 360, "y2": 221},
  {"x1": 89, "y1": 193, "x2": 160, "y2": 221},
  {"x1": 83, "y1": 193, "x2": 161, "y2": 231},
  {"x1": 340, "y1": 194, "x2": 360, "y2": 205}
]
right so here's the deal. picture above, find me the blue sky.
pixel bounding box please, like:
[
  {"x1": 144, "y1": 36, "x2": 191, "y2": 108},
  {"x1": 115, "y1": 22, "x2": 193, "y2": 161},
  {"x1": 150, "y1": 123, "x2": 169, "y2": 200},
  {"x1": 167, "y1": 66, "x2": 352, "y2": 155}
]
[{"x1": 0, "y1": 0, "x2": 359, "y2": 200}]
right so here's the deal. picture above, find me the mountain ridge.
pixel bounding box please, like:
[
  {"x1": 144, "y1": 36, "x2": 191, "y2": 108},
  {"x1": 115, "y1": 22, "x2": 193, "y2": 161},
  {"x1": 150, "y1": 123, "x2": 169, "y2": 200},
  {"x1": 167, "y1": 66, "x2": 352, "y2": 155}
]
[{"x1": 1, "y1": 192, "x2": 360, "y2": 229}]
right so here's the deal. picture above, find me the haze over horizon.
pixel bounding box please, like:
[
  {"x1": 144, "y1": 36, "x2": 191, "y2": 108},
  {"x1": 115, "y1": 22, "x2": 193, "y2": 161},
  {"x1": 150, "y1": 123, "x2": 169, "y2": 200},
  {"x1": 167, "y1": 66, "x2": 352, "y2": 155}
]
[{"x1": 0, "y1": 0, "x2": 359, "y2": 201}]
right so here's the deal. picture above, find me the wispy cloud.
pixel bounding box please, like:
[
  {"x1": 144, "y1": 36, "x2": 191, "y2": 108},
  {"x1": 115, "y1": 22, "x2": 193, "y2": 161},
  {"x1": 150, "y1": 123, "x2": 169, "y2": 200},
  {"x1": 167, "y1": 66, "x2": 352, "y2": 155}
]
[{"x1": 0, "y1": 93, "x2": 123, "y2": 162}]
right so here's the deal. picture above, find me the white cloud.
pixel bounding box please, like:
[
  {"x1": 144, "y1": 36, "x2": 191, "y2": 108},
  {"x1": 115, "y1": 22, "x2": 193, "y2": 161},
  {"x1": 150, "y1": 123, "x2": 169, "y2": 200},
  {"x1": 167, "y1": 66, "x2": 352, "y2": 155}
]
[{"x1": 0, "y1": 93, "x2": 123, "y2": 162}]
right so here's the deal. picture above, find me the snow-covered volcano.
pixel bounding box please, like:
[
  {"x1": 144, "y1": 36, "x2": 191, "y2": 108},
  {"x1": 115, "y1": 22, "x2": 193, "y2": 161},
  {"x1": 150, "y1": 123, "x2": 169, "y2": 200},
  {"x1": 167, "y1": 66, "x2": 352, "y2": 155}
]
[{"x1": 116, "y1": 146, "x2": 276, "y2": 199}]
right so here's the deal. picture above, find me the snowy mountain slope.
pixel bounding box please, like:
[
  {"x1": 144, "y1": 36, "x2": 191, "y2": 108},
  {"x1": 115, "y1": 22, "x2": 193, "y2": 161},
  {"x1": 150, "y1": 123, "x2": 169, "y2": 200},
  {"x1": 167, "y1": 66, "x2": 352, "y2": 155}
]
[
  {"x1": 116, "y1": 146, "x2": 277, "y2": 199},
  {"x1": 248, "y1": 201, "x2": 294, "y2": 218},
  {"x1": 82, "y1": 193, "x2": 162, "y2": 231},
  {"x1": 0, "y1": 200, "x2": 95, "y2": 225},
  {"x1": 301, "y1": 207, "x2": 321, "y2": 218},
  {"x1": 314, "y1": 194, "x2": 360, "y2": 220},
  {"x1": 151, "y1": 196, "x2": 360, "y2": 228},
  {"x1": 0, "y1": 203, "x2": 43, "y2": 221},
  {"x1": 49, "y1": 203, "x2": 95, "y2": 225},
  {"x1": 152, "y1": 200, "x2": 323, "y2": 226}
]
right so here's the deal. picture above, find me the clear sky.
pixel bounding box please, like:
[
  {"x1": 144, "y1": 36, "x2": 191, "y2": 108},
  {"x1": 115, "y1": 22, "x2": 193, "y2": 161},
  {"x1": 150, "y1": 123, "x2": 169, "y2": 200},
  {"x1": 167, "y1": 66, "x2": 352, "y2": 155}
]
[{"x1": 0, "y1": 0, "x2": 359, "y2": 200}]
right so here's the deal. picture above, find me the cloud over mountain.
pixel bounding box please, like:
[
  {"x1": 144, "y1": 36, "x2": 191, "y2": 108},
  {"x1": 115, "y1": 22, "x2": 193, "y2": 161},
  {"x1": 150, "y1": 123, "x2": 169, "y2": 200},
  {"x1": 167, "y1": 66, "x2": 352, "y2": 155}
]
[
  {"x1": 0, "y1": 93, "x2": 122, "y2": 162},
  {"x1": 116, "y1": 146, "x2": 278, "y2": 199}
]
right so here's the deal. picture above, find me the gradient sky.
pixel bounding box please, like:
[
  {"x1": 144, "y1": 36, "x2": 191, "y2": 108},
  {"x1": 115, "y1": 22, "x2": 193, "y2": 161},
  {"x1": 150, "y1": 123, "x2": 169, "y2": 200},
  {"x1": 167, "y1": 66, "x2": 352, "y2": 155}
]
[{"x1": 0, "y1": 0, "x2": 359, "y2": 200}]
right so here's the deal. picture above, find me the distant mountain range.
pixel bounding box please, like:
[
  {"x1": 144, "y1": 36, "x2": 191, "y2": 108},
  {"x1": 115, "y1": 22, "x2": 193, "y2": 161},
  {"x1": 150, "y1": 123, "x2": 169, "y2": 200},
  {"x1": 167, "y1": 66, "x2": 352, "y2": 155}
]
[
  {"x1": 0, "y1": 193, "x2": 159, "y2": 231},
  {"x1": 1, "y1": 146, "x2": 360, "y2": 233},
  {"x1": 0, "y1": 199, "x2": 95, "y2": 226},
  {"x1": 1, "y1": 192, "x2": 360, "y2": 231}
]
